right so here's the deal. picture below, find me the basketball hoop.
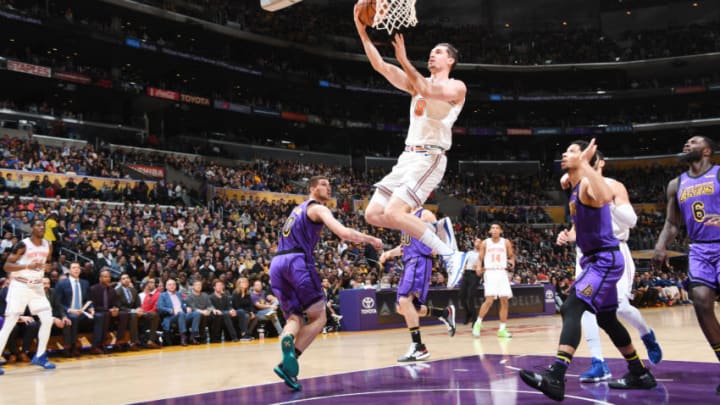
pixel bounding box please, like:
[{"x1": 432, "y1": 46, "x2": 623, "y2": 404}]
[{"x1": 373, "y1": 0, "x2": 418, "y2": 35}]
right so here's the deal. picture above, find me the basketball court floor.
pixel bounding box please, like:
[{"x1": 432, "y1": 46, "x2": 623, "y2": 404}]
[{"x1": 1, "y1": 305, "x2": 717, "y2": 404}]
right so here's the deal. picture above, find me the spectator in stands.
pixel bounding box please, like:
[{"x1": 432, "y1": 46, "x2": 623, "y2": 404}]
[
  {"x1": 54, "y1": 262, "x2": 94, "y2": 357},
  {"x1": 115, "y1": 273, "x2": 155, "y2": 350},
  {"x1": 231, "y1": 277, "x2": 256, "y2": 341},
  {"x1": 250, "y1": 279, "x2": 282, "y2": 336},
  {"x1": 88, "y1": 269, "x2": 126, "y2": 354},
  {"x1": 43, "y1": 276, "x2": 71, "y2": 342},
  {"x1": 157, "y1": 279, "x2": 190, "y2": 346},
  {"x1": 139, "y1": 278, "x2": 161, "y2": 347},
  {"x1": 185, "y1": 279, "x2": 213, "y2": 344},
  {"x1": 209, "y1": 279, "x2": 239, "y2": 343}
]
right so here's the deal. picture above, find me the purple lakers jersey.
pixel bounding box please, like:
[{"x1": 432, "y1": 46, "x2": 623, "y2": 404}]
[
  {"x1": 677, "y1": 165, "x2": 720, "y2": 242},
  {"x1": 278, "y1": 199, "x2": 324, "y2": 255},
  {"x1": 400, "y1": 209, "x2": 433, "y2": 261},
  {"x1": 569, "y1": 182, "x2": 617, "y2": 254}
]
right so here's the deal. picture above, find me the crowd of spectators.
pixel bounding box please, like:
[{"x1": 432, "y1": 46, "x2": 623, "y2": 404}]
[{"x1": 120, "y1": 0, "x2": 720, "y2": 65}]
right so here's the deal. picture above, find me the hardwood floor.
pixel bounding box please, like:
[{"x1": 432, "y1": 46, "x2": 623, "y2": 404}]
[{"x1": 0, "y1": 305, "x2": 716, "y2": 405}]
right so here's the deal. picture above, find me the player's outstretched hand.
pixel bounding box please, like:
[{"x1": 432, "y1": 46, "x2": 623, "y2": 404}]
[
  {"x1": 391, "y1": 33, "x2": 408, "y2": 63},
  {"x1": 579, "y1": 138, "x2": 598, "y2": 163},
  {"x1": 353, "y1": 3, "x2": 365, "y2": 30},
  {"x1": 369, "y1": 237, "x2": 383, "y2": 250}
]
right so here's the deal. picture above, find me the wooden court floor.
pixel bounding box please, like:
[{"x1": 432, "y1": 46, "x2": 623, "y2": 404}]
[{"x1": 0, "y1": 305, "x2": 716, "y2": 405}]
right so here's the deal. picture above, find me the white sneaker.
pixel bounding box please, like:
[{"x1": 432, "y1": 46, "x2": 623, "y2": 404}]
[
  {"x1": 444, "y1": 251, "x2": 468, "y2": 288},
  {"x1": 332, "y1": 314, "x2": 343, "y2": 322},
  {"x1": 397, "y1": 343, "x2": 430, "y2": 362},
  {"x1": 435, "y1": 217, "x2": 458, "y2": 252}
]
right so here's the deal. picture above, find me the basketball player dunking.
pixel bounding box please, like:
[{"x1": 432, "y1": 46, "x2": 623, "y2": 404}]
[
  {"x1": 354, "y1": 5, "x2": 468, "y2": 276},
  {"x1": 270, "y1": 176, "x2": 383, "y2": 391},
  {"x1": 519, "y1": 139, "x2": 656, "y2": 401},
  {"x1": 0, "y1": 219, "x2": 56, "y2": 374},
  {"x1": 379, "y1": 208, "x2": 456, "y2": 362},
  {"x1": 653, "y1": 135, "x2": 720, "y2": 395},
  {"x1": 558, "y1": 151, "x2": 662, "y2": 383}
]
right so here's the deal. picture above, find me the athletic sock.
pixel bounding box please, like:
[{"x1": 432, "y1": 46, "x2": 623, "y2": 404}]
[
  {"x1": 623, "y1": 351, "x2": 646, "y2": 375},
  {"x1": 419, "y1": 229, "x2": 453, "y2": 256},
  {"x1": 550, "y1": 351, "x2": 573, "y2": 378},
  {"x1": 427, "y1": 305, "x2": 446, "y2": 318},
  {"x1": 499, "y1": 323, "x2": 506, "y2": 331},
  {"x1": 712, "y1": 343, "x2": 720, "y2": 362},
  {"x1": 410, "y1": 327, "x2": 422, "y2": 345}
]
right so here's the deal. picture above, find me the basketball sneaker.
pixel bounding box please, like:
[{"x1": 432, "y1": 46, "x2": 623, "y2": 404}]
[
  {"x1": 608, "y1": 370, "x2": 657, "y2": 390},
  {"x1": 435, "y1": 217, "x2": 458, "y2": 252},
  {"x1": 30, "y1": 353, "x2": 56, "y2": 370},
  {"x1": 519, "y1": 367, "x2": 566, "y2": 401},
  {"x1": 472, "y1": 320, "x2": 483, "y2": 337},
  {"x1": 438, "y1": 305, "x2": 456, "y2": 337},
  {"x1": 497, "y1": 328, "x2": 512, "y2": 338},
  {"x1": 579, "y1": 358, "x2": 612, "y2": 382},
  {"x1": 640, "y1": 329, "x2": 662, "y2": 365},
  {"x1": 397, "y1": 343, "x2": 430, "y2": 362},
  {"x1": 280, "y1": 334, "x2": 299, "y2": 377},
  {"x1": 443, "y1": 251, "x2": 468, "y2": 288},
  {"x1": 273, "y1": 363, "x2": 302, "y2": 391}
]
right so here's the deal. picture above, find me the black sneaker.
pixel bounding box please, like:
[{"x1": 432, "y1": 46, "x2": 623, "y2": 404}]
[
  {"x1": 608, "y1": 370, "x2": 657, "y2": 389},
  {"x1": 438, "y1": 305, "x2": 456, "y2": 337},
  {"x1": 519, "y1": 368, "x2": 565, "y2": 402}
]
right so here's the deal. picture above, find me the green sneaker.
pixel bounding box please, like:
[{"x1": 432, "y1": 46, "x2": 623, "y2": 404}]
[
  {"x1": 497, "y1": 328, "x2": 512, "y2": 338},
  {"x1": 280, "y1": 335, "x2": 299, "y2": 377},
  {"x1": 472, "y1": 321, "x2": 482, "y2": 337}
]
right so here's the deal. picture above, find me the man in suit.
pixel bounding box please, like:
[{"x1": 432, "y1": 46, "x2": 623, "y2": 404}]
[
  {"x1": 54, "y1": 262, "x2": 94, "y2": 357},
  {"x1": 42, "y1": 277, "x2": 71, "y2": 345},
  {"x1": 115, "y1": 273, "x2": 159, "y2": 350},
  {"x1": 157, "y1": 279, "x2": 189, "y2": 346},
  {"x1": 88, "y1": 269, "x2": 125, "y2": 354}
]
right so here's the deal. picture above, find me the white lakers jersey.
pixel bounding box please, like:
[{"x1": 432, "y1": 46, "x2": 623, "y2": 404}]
[
  {"x1": 406, "y1": 83, "x2": 464, "y2": 150},
  {"x1": 483, "y1": 237, "x2": 507, "y2": 271},
  {"x1": 16, "y1": 237, "x2": 49, "y2": 281}
]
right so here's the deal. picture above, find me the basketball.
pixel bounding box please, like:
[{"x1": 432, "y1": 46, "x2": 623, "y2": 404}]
[{"x1": 357, "y1": 0, "x2": 376, "y2": 26}]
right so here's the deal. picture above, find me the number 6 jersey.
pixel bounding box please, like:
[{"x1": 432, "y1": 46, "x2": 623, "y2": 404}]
[{"x1": 677, "y1": 165, "x2": 720, "y2": 242}]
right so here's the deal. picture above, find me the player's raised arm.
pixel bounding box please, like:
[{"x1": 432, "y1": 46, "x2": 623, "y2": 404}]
[
  {"x1": 609, "y1": 180, "x2": 638, "y2": 229},
  {"x1": 309, "y1": 204, "x2": 383, "y2": 250},
  {"x1": 391, "y1": 34, "x2": 466, "y2": 103},
  {"x1": 354, "y1": 5, "x2": 413, "y2": 94},
  {"x1": 578, "y1": 139, "x2": 613, "y2": 207}
]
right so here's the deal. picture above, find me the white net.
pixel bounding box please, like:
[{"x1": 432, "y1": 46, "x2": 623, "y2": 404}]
[{"x1": 373, "y1": 0, "x2": 418, "y2": 35}]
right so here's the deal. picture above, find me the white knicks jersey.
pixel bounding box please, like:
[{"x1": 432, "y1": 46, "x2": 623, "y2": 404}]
[
  {"x1": 16, "y1": 237, "x2": 50, "y2": 281},
  {"x1": 406, "y1": 84, "x2": 464, "y2": 150},
  {"x1": 606, "y1": 177, "x2": 631, "y2": 242},
  {"x1": 483, "y1": 238, "x2": 508, "y2": 271}
]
